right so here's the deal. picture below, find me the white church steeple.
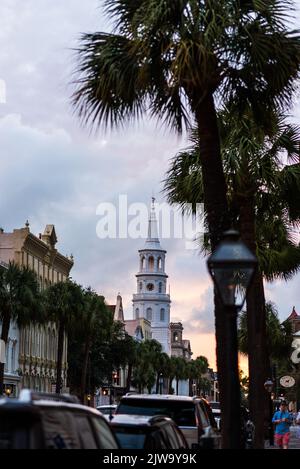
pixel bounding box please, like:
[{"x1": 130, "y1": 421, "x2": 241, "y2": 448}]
[{"x1": 132, "y1": 199, "x2": 171, "y2": 355}]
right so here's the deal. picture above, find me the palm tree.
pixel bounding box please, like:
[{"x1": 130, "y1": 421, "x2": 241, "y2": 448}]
[
  {"x1": 164, "y1": 109, "x2": 300, "y2": 446},
  {"x1": 0, "y1": 262, "x2": 42, "y2": 395},
  {"x1": 79, "y1": 288, "x2": 108, "y2": 404},
  {"x1": 73, "y1": 0, "x2": 300, "y2": 447},
  {"x1": 44, "y1": 280, "x2": 84, "y2": 394}
]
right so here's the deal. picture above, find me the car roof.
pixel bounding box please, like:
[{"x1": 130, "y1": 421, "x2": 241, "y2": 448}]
[
  {"x1": 97, "y1": 405, "x2": 117, "y2": 409},
  {"x1": 121, "y1": 394, "x2": 197, "y2": 402},
  {"x1": 0, "y1": 390, "x2": 102, "y2": 418},
  {"x1": 110, "y1": 414, "x2": 172, "y2": 426}
]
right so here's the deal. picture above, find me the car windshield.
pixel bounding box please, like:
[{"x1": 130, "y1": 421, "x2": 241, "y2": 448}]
[
  {"x1": 117, "y1": 399, "x2": 196, "y2": 426},
  {"x1": 98, "y1": 408, "x2": 115, "y2": 415},
  {"x1": 113, "y1": 426, "x2": 147, "y2": 449}
]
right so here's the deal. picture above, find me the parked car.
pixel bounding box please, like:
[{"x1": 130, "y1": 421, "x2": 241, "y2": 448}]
[
  {"x1": 110, "y1": 414, "x2": 189, "y2": 449},
  {"x1": 209, "y1": 401, "x2": 221, "y2": 430},
  {"x1": 0, "y1": 390, "x2": 119, "y2": 449},
  {"x1": 96, "y1": 404, "x2": 117, "y2": 421},
  {"x1": 116, "y1": 394, "x2": 221, "y2": 449}
]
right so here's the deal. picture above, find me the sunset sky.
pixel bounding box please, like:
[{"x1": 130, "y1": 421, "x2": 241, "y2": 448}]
[{"x1": 0, "y1": 0, "x2": 299, "y2": 370}]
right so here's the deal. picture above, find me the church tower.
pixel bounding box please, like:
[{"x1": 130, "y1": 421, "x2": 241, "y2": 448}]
[{"x1": 132, "y1": 199, "x2": 171, "y2": 355}]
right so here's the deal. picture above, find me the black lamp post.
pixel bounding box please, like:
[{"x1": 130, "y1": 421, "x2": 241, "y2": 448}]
[
  {"x1": 207, "y1": 230, "x2": 258, "y2": 449},
  {"x1": 264, "y1": 379, "x2": 274, "y2": 446},
  {"x1": 159, "y1": 373, "x2": 164, "y2": 395}
]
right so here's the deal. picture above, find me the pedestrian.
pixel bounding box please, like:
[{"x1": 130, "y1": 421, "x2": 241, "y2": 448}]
[{"x1": 272, "y1": 400, "x2": 292, "y2": 449}]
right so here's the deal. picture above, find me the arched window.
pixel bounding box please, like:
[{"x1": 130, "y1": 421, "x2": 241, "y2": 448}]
[
  {"x1": 174, "y1": 332, "x2": 178, "y2": 342},
  {"x1": 148, "y1": 256, "x2": 154, "y2": 271},
  {"x1": 141, "y1": 256, "x2": 145, "y2": 270},
  {"x1": 158, "y1": 282, "x2": 162, "y2": 293},
  {"x1": 160, "y1": 308, "x2": 165, "y2": 321},
  {"x1": 139, "y1": 282, "x2": 143, "y2": 292},
  {"x1": 135, "y1": 308, "x2": 139, "y2": 319},
  {"x1": 146, "y1": 307, "x2": 152, "y2": 321},
  {"x1": 11, "y1": 341, "x2": 15, "y2": 372},
  {"x1": 157, "y1": 257, "x2": 162, "y2": 270}
]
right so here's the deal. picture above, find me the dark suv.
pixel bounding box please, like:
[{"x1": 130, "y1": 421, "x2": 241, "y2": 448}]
[
  {"x1": 111, "y1": 414, "x2": 189, "y2": 449},
  {"x1": 116, "y1": 394, "x2": 221, "y2": 449},
  {"x1": 0, "y1": 390, "x2": 119, "y2": 449}
]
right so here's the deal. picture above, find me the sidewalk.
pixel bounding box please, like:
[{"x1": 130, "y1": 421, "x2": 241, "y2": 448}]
[{"x1": 265, "y1": 425, "x2": 300, "y2": 449}]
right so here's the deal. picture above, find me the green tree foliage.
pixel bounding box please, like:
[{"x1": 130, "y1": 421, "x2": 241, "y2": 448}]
[
  {"x1": 44, "y1": 280, "x2": 84, "y2": 394},
  {"x1": 0, "y1": 262, "x2": 42, "y2": 394}
]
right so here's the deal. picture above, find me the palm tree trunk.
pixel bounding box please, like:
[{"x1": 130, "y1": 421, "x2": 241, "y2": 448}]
[
  {"x1": 239, "y1": 194, "x2": 269, "y2": 448},
  {"x1": 55, "y1": 321, "x2": 65, "y2": 394},
  {"x1": 80, "y1": 337, "x2": 91, "y2": 404},
  {"x1": 0, "y1": 310, "x2": 11, "y2": 396},
  {"x1": 193, "y1": 92, "x2": 231, "y2": 448}
]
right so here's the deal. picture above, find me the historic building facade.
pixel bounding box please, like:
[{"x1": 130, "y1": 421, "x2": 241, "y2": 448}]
[
  {"x1": 132, "y1": 200, "x2": 171, "y2": 355},
  {"x1": 0, "y1": 223, "x2": 73, "y2": 395}
]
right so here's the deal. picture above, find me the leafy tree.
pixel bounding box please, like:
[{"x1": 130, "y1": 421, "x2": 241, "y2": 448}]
[
  {"x1": 73, "y1": 0, "x2": 300, "y2": 448},
  {"x1": 44, "y1": 280, "x2": 84, "y2": 394},
  {"x1": 0, "y1": 262, "x2": 42, "y2": 395},
  {"x1": 164, "y1": 109, "x2": 300, "y2": 446}
]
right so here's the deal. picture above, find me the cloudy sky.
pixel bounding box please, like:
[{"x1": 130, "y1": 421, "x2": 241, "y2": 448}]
[{"x1": 0, "y1": 0, "x2": 299, "y2": 369}]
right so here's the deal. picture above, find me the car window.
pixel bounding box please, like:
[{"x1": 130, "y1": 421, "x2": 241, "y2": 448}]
[
  {"x1": 113, "y1": 426, "x2": 147, "y2": 449},
  {"x1": 91, "y1": 416, "x2": 119, "y2": 449},
  {"x1": 162, "y1": 423, "x2": 182, "y2": 449},
  {"x1": 197, "y1": 402, "x2": 209, "y2": 428},
  {"x1": 145, "y1": 429, "x2": 168, "y2": 449},
  {"x1": 73, "y1": 413, "x2": 98, "y2": 449},
  {"x1": 41, "y1": 408, "x2": 80, "y2": 449},
  {"x1": 174, "y1": 426, "x2": 188, "y2": 448},
  {"x1": 117, "y1": 399, "x2": 196, "y2": 426},
  {"x1": 0, "y1": 419, "x2": 28, "y2": 449}
]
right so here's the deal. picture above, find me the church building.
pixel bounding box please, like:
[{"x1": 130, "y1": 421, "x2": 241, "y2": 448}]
[{"x1": 132, "y1": 199, "x2": 171, "y2": 355}]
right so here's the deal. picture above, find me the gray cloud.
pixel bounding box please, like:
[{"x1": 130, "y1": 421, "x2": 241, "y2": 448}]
[{"x1": 0, "y1": 0, "x2": 300, "y2": 364}]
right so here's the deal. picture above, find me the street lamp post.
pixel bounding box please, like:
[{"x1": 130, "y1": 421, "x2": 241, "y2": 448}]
[
  {"x1": 264, "y1": 379, "x2": 274, "y2": 446},
  {"x1": 159, "y1": 373, "x2": 164, "y2": 395},
  {"x1": 207, "y1": 230, "x2": 258, "y2": 449}
]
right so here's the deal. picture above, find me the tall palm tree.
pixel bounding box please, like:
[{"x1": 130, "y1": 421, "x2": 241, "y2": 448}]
[
  {"x1": 0, "y1": 262, "x2": 42, "y2": 395},
  {"x1": 164, "y1": 109, "x2": 300, "y2": 446},
  {"x1": 73, "y1": 0, "x2": 300, "y2": 447},
  {"x1": 44, "y1": 280, "x2": 84, "y2": 394},
  {"x1": 79, "y1": 288, "x2": 108, "y2": 404}
]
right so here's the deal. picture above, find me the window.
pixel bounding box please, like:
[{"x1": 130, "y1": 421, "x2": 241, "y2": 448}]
[
  {"x1": 160, "y1": 308, "x2": 165, "y2": 322},
  {"x1": 141, "y1": 256, "x2": 145, "y2": 270},
  {"x1": 135, "y1": 308, "x2": 139, "y2": 319},
  {"x1": 174, "y1": 333, "x2": 178, "y2": 342},
  {"x1": 41, "y1": 409, "x2": 80, "y2": 449},
  {"x1": 146, "y1": 308, "x2": 152, "y2": 321},
  {"x1": 139, "y1": 282, "x2": 143, "y2": 291},
  {"x1": 73, "y1": 414, "x2": 98, "y2": 449},
  {"x1": 157, "y1": 257, "x2": 162, "y2": 270},
  {"x1": 158, "y1": 282, "x2": 162, "y2": 293},
  {"x1": 148, "y1": 256, "x2": 154, "y2": 271},
  {"x1": 91, "y1": 417, "x2": 119, "y2": 449}
]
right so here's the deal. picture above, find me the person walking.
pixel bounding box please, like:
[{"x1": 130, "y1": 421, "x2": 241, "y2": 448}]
[{"x1": 272, "y1": 401, "x2": 292, "y2": 449}]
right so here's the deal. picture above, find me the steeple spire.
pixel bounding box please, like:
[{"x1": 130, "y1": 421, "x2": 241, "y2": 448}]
[{"x1": 144, "y1": 197, "x2": 161, "y2": 249}]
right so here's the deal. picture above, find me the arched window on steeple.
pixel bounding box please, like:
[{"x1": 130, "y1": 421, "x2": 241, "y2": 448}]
[
  {"x1": 160, "y1": 308, "x2": 165, "y2": 321},
  {"x1": 157, "y1": 257, "x2": 162, "y2": 270},
  {"x1": 135, "y1": 308, "x2": 139, "y2": 319},
  {"x1": 141, "y1": 256, "x2": 145, "y2": 271},
  {"x1": 146, "y1": 308, "x2": 152, "y2": 321},
  {"x1": 148, "y1": 256, "x2": 154, "y2": 271},
  {"x1": 158, "y1": 282, "x2": 162, "y2": 293},
  {"x1": 173, "y1": 332, "x2": 179, "y2": 342}
]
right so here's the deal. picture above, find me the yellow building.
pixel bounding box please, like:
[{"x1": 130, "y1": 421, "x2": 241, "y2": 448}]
[{"x1": 0, "y1": 222, "x2": 73, "y2": 394}]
